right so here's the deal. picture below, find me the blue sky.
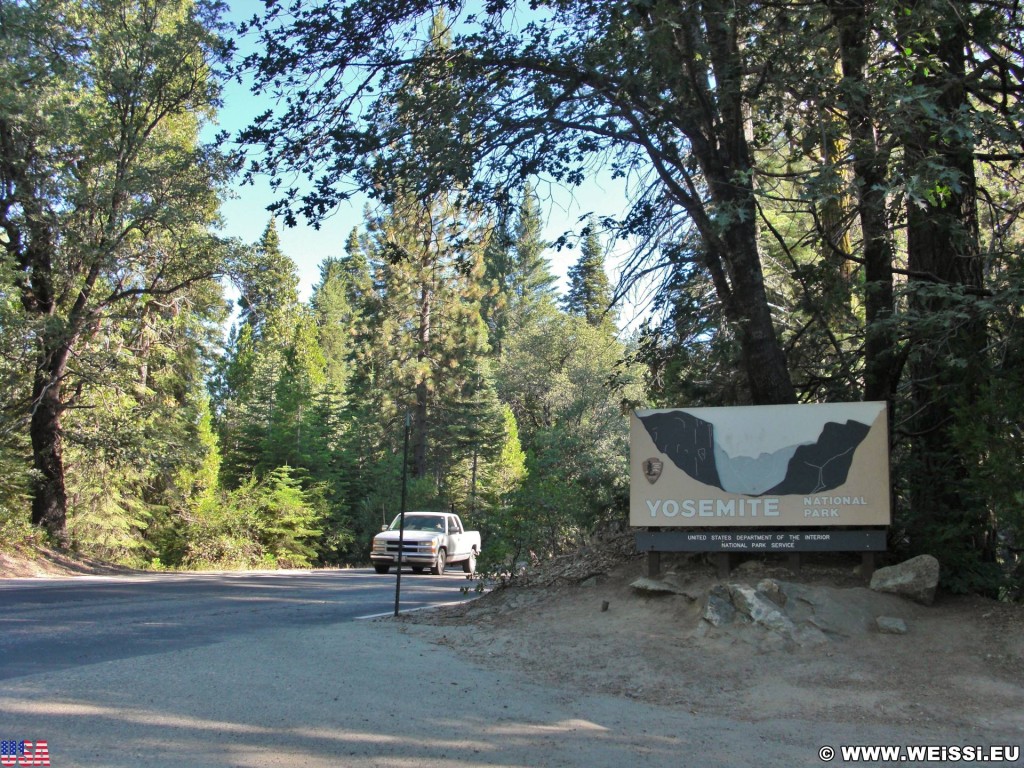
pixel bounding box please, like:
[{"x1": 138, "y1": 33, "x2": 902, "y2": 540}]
[{"x1": 211, "y1": 0, "x2": 638, "y2": 312}]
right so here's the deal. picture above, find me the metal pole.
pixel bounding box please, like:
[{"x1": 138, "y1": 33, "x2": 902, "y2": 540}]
[
  {"x1": 470, "y1": 447, "x2": 478, "y2": 517},
  {"x1": 394, "y1": 412, "x2": 411, "y2": 617}
]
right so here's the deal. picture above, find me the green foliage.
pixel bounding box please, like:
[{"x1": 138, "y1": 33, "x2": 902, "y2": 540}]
[
  {"x1": 484, "y1": 313, "x2": 643, "y2": 568},
  {"x1": 483, "y1": 184, "x2": 560, "y2": 359},
  {"x1": 0, "y1": 427, "x2": 34, "y2": 551},
  {"x1": 252, "y1": 466, "x2": 326, "y2": 568},
  {"x1": 180, "y1": 490, "x2": 264, "y2": 570},
  {"x1": 215, "y1": 221, "x2": 307, "y2": 487},
  {"x1": 356, "y1": 186, "x2": 492, "y2": 486},
  {"x1": 181, "y1": 466, "x2": 326, "y2": 569},
  {"x1": 2, "y1": 0, "x2": 1021, "y2": 599},
  {"x1": 635, "y1": 258, "x2": 747, "y2": 408},
  {"x1": 209, "y1": 219, "x2": 363, "y2": 566},
  {"x1": 311, "y1": 254, "x2": 360, "y2": 395},
  {"x1": 0, "y1": 429, "x2": 32, "y2": 550},
  {"x1": 67, "y1": 460, "x2": 155, "y2": 567},
  {"x1": 1, "y1": 0, "x2": 233, "y2": 541},
  {"x1": 0, "y1": 508, "x2": 36, "y2": 553},
  {"x1": 938, "y1": 286, "x2": 1024, "y2": 597},
  {"x1": 480, "y1": 405, "x2": 528, "y2": 511},
  {"x1": 564, "y1": 221, "x2": 616, "y2": 330},
  {"x1": 0, "y1": 252, "x2": 32, "y2": 527},
  {"x1": 237, "y1": 219, "x2": 303, "y2": 343}
]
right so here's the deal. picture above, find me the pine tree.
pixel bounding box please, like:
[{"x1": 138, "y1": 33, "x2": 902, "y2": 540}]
[
  {"x1": 481, "y1": 210, "x2": 515, "y2": 356},
  {"x1": 238, "y1": 219, "x2": 301, "y2": 344},
  {"x1": 366, "y1": 189, "x2": 491, "y2": 482},
  {"x1": 254, "y1": 465, "x2": 325, "y2": 568},
  {"x1": 216, "y1": 323, "x2": 283, "y2": 488},
  {"x1": 438, "y1": 360, "x2": 508, "y2": 518},
  {"x1": 482, "y1": 185, "x2": 560, "y2": 354},
  {"x1": 312, "y1": 229, "x2": 376, "y2": 398},
  {"x1": 265, "y1": 309, "x2": 327, "y2": 472},
  {"x1": 565, "y1": 220, "x2": 616, "y2": 330},
  {"x1": 215, "y1": 221, "x2": 304, "y2": 488},
  {"x1": 508, "y1": 184, "x2": 559, "y2": 332},
  {"x1": 311, "y1": 258, "x2": 353, "y2": 398},
  {"x1": 350, "y1": 13, "x2": 497, "y2": 487}
]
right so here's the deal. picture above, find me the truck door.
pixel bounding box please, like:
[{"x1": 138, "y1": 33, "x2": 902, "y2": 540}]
[{"x1": 446, "y1": 515, "x2": 465, "y2": 557}]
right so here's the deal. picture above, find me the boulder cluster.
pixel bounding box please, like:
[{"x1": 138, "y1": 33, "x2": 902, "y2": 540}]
[{"x1": 630, "y1": 554, "x2": 941, "y2": 647}]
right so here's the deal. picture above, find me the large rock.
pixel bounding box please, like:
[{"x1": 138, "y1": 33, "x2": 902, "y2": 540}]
[
  {"x1": 876, "y1": 616, "x2": 908, "y2": 635},
  {"x1": 696, "y1": 577, "x2": 920, "y2": 645},
  {"x1": 729, "y1": 584, "x2": 794, "y2": 635},
  {"x1": 698, "y1": 582, "x2": 828, "y2": 646},
  {"x1": 631, "y1": 572, "x2": 702, "y2": 600},
  {"x1": 756, "y1": 578, "x2": 787, "y2": 607},
  {"x1": 630, "y1": 577, "x2": 682, "y2": 595},
  {"x1": 702, "y1": 585, "x2": 736, "y2": 627},
  {"x1": 870, "y1": 555, "x2": 940, "y2": 605}
]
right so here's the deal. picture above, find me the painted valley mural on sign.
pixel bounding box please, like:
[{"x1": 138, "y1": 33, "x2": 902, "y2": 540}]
[{"x1": 630, "y1": 403, "x2": 891, "y2": 527}]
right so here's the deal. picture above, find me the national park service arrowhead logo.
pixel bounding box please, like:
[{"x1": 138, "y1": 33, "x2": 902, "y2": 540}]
[{"x1": 642, "y1": 457, "x2": 664, "y2": 484}]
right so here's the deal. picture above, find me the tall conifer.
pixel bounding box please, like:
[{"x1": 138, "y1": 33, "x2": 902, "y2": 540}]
[
  {"x1": 565, "y1": 221, "x2": 616, "y2": 330},
  {"x1": 509, "y1": 184, "x2": 558, "y2": 330}
]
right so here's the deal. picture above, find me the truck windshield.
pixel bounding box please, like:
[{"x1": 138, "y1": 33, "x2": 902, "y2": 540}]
[{"x1": 389, "y1": 515, "x2": 444, "y2": 532}]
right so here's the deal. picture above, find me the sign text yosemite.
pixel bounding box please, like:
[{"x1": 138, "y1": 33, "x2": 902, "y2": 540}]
[{"x1": 630, "y1": 403, "x2": 891, "y2": 528}]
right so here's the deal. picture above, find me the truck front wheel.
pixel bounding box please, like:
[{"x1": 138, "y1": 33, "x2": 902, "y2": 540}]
[
  {"x1": 431, "y1": 548, "x2": 446, "y2": 576},
  {"x1": 373, "y1": 563, "x2": 390, "y2": 574}
]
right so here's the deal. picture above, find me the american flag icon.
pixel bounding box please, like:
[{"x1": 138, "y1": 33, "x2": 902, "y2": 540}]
[{"x1": 0, "y1": 740, "x2": 50, "y2": 766}]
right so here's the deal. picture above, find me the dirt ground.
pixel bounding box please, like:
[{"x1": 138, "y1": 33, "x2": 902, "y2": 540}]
[
  {"x1": 5, "y1": 539, "x2": 1023, "y2": 743},
  {"x1": 0, "y1": 545, "x2": 142, "y2": 578},
  {"x1": 396, "y1": 537, "x2": 1024, "y2": 741}
]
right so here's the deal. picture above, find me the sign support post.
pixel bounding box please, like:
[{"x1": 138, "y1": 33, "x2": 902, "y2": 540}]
[{"x1": 394, "y1": 413, "x2": 411, "y2": 617}]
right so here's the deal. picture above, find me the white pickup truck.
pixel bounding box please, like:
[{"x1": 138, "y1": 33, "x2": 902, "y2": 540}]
[{"x1": 370, "y1": 512, "x2": 481, "y2": 576}]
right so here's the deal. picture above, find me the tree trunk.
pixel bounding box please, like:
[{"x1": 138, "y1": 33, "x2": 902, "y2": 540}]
[
  {"x1": 29, "y1": 342, "x2": 71, "y2": 545},
  {"x1": 714, "y1": 214, "x2": 797, "y2": 405},
  {"x1": 816, "y1": 62, "x2": 855, "y2": 289},
  {"x1": 646, "y1": 0, "x2": 797, "y2": 406},
  {"x1": 7, "y1": 159, "x2": 73, "y2": 544},
  {"x1": 826, "y1": 0, "x2": 899, "y2": 404},
  {"x1": 904, "y1": 145, "x2": 984, "y2": 523},
  {"x1": 897, "y1": 5, "x2": 993, "y2": 568}
]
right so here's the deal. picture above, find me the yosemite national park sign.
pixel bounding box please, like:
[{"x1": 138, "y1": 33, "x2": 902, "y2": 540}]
[{"x1": 630, "y1": 403, "x2": 891, "y2": 528}]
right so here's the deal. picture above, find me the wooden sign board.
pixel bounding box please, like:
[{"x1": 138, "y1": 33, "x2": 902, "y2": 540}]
[{"x1": 630, "y1": 403, "x2": 891, "y2": 528}]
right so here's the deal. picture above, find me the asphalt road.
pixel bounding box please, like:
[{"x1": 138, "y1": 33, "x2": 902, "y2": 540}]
[
  {"x1": 0, "y1": 570, "x2": 977, "y2": 768},
  {"x1": 0, "y1": 569, "x2": 475, "y2": 682}
]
